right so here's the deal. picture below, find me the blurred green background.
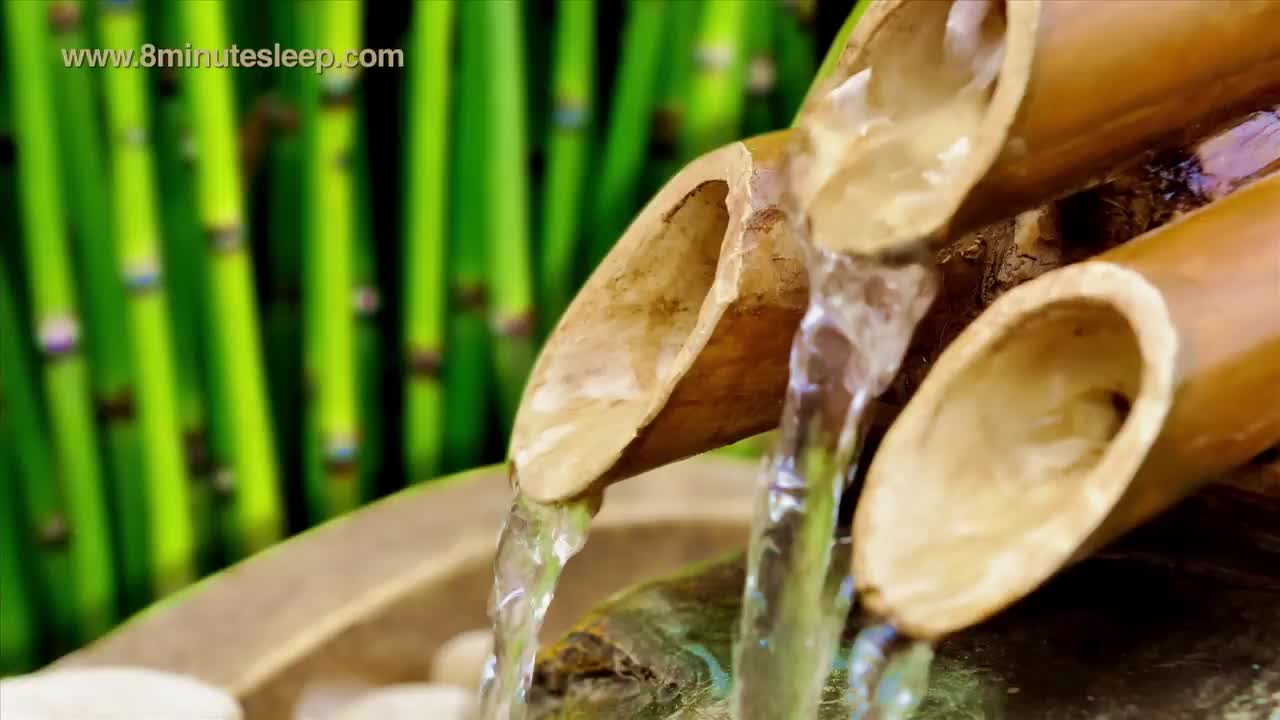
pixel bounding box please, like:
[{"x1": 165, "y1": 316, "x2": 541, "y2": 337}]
[{"x1": 0, "y1": 0, "x2": 857, "y2": 673}]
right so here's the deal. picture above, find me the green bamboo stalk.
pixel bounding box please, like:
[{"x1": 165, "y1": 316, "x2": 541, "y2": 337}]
[
  {"x1": 743, "y1": 0, "x2": 780, "y2": 137},
  {"x1": 353, "y1": 113, "x2": 382, "y2": 500},
  {"x1": 537, "y1": 0, "x2": 595, "y2": 335},
  {"x1": 4, "y1": 0, "x2": 116, "y2": 642},
  {"x1": 775, "y1": 0, "x2": 817, "y2": 123},
  {"x1": 643, "y1": 0, "x2": 702, "y2": 195},
  {"x1": 586, "y1": 0, "x2": 669, "y2": 266},
  {"x1": 0, "y1": 261, "x2": 77, "y2": 655},
  {"x1": 679, "y1": 0, "x2": 750, "y2": 161},
  {"x1": 47, "y1": 0, "x2": 149, "y2": 610},
  {"x1": 442, "y1": 1, "x2": 493, "y2": 473},
  {"x1": 0, "y1": 408, "x2": 39, "y2": 674},
  {"x1": 302, "y1": 0, "x2": 364, "y2": 521},
  {"x1": 403, "y1": 0, "x2": 453, "y2": 484},
  {"x1": 147, "y1": 0, "x2": 219, "y2": 572},
  {"x1": 264, "y1": 0, "x2": 305, "y2": 520},
  {"x1": 99, "y1": 0, "x2": 197, "y2": 597},
  {"x1": 480, "y1": 0, "x2": 537, "y2": 434},
  {"x1": 180, "y1": 0, "x2": 284, "y2": 558}
]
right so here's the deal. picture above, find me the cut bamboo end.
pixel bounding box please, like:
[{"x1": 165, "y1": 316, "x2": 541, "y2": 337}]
[
  {"x1": 854, "y1": 171, "x2": 1280, "y2": 640},
  {"x1": 798, "y1": 0, "x2": 1280, "y2": 256},
  {"x1": 511, "y1": 130, "x2": 807, "y2": 503}
]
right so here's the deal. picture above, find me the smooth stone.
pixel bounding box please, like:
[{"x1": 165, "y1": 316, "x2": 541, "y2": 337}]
[
  {"x1": 333, "y1": 683, "x2": 474, "y2": 720},
  {"x1": 0, "y1": 666, "x2": 242, "y2": 720},
  {"x1": 430, "y1": 628, "x2": 493, "y2": 690}
]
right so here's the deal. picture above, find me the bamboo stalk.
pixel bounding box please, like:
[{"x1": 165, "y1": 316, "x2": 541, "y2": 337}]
[
  {"x1": 403, "y1": 0, "x2": 453, "y2": 484},
  {"x1": 642, "y1": 0, "x2": 702, "y2": 194},
  {"x1": 0, "y1": 316, "x2": 40, "y2": 676},
  {"x1": 794, "y1": 0, "x2": 1280, "y2": 257},
  {"x1": 305, "y1": 0, "x2": 364, "y2": 520},
  {"x1": 353, "y1": 111, "x2": 382, "y2": 502},
  {"x1": 147, "y1": 0, "x2": 218, "y2": 571},
  {"x1": 742, "y1": 0, "x2": 779, "y2": 138},
  {"x1": 513, "y1": 101, "x2": 1280, "y2": 504},
  {"x1": 537, "y1": 0, "x2": 595, "y2": 334},
  {"x1": 99, "y1": 0, "x2": 197, "y2": 597},
  {"x1": 586, "y1": 0, "x2": 669, "y2": 266},
  {"x1": 679, "y1": 0, "x2": 750, "y2": 161},
  {"x1": 180, "y1": 0, "x2": 284, "y2": 557},
  {"x1": 442, "y1": 0, "x2": 493, "y2": 472},
  {"x1": 263, "y1": 0, "x2": 304, "y2": 519},
  {"x1": 854, "y1": 170, "x2": 1280, "y2": 640},
  {"x1": 774, "y1": 0, "x2": 816, "y2": 123},
  {"x1": 4, "y1": 0, "x2": 116, "y2": 641},
  {"x1": 0, "y1": 262, "x2": 78, "y2": 653},
  {"x1": 46, "y1": 0, "x2": 149, "y2": 610},
  {"x1": 512, "y1": 131, "x2": 808, "y2": 502},
  {"x1": 481, "y1": 0, "x2": 537, "y2": 434}
]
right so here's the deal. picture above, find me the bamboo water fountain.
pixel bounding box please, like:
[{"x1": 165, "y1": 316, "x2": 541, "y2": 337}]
[{"x1": 11, "y1": 1, "x2": 1280, "y2": 718}]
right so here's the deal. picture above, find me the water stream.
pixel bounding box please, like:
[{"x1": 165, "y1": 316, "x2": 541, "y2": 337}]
[
  {"x1": 483, "y1": 2, "x2": 1005, "y2": 717},
  {"x1": 477, "y1": 490, "x2": 593, "y2": 720}
]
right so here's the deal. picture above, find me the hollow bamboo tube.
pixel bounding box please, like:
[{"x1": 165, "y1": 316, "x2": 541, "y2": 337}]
[
  {"x1": 853, "y1": 170, "x2": 1280, "y2": 640},
  {"x1": 797, "y1": 0, "x2": 1280, "y2": 257},
  {"x1": 99, "y1": 0, "x2": 197, "y2": 596},
  {"x1": 511, "y1": 131, "x2": 808, "y2": 503}
]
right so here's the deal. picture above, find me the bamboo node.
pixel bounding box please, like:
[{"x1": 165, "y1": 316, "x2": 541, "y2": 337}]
[
  {"x1": 123, "y1": 258, "x2": 163, "y2": 293},
  {"x1": 551, "y1": 101, "x2": 589, "y2": 130},
  {"x1": 320, "y1": 75, "x2": 359, "y2": 108},
  {"x1": 206, "y1": 225, "x2": 244, "y2": 253},
  {"x1": 748, "y1": 57, "x2": 778, "y2": 96},
  {"x1": 495, "y1": 312, "x2": 535, "y2": 339},
  {"x1": 352, "y1": 286, "x2": 381, "y2": 317},
  {"x1": 324, "y1": 436, "x2": 360, "y2": 476},
  {"x1": 454, "y1": 284, "x2": 489, "y2": 311},
  {"x1": 35, "y1": 514, "x2": 70, "y2": 548},
  {"x1": 120, "y1": 126, "x2": 148, "y2": 147},
  {"x1": 46, "y1": 1, "x2": 80, "y2": 34},
  {"x1": 96, "y1": 389, "x2": 136, "y2": 423},
  {"x1": 211, "y1": 467, "x2": 237, "y2": 499},
  {"x1": 407, "y1": 349, "x2": 443, "y2": 379},
  {"x1": 695, "y1": 44, "x2": 735, "y2": 72},
  {"x1": 36, "y1": 315, "x2": 80, "y2": 357}
]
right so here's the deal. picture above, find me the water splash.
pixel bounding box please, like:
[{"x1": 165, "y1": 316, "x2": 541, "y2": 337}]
[
  {"x1": 847, "y1": 624, "x2": 935, "y2": 720},
  {"x1": 477, "y1": 490, "x2": 593, "y2": 720}
]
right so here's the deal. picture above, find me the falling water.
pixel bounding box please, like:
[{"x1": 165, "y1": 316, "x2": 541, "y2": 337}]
[
  {"x1": 733, "y1": 1, "x2": 1005, "y2": 718},
  {"x1": 477, "y1": 489, "x2": 594, "y2": 720}
]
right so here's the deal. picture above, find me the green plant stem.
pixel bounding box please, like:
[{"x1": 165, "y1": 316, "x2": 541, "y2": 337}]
[
  {"x1": 99, "y1": 0, "x2": 197, "y2": 598},
  {"x1": 679, "y1": 0, "x2": 750, "y2": 161},
  {"x1": 0, "y1": 426, "x2": 39, "y2": 674},
  {"x1": 47, "y1": 0, "x2": 148, "y2": 611},
  {"x1": 180, "y1": 0, "x2": 284, "y2": 558},
  {"x1": 775, "y1": 0, "x2": 817, "y2": 122},
  {"x1": 353, "y1": 113, "x2": 382, "y2": 500},
  {"x1": 743, "y1": 0, "x2": 780, "y2": 137},
  {"x1": 537, "y1": 0, "x2": 595, "y2": 335},
  {"x1": 643, "y1": 0, "x2": 702, "y2": 195},
  {"x1": 303, "y1": 0, "x2": 363, "y2": 521},
  {"x1": 403, "y1": 0, "x2": 453, "y2": 484},
  {"x1": 147, "y1": 0, "x2": 218, "y2": 571},
  {"x1": 480, "y1": 0, "x2": 537, "y2": 434},
  {"x1": 442, "y1": 1, "x2": 493, "y2": 472},
  {"x1": 5, "y1": 0, "x2": 117, "y2": 643},
  {"x1": 586, "y1": 0, "x2": 668, "y2": 266}
]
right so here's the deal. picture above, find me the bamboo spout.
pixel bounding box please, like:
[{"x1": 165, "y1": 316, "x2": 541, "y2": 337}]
[
  {"x1": 798, "y1": 0, "x2": 1280, "y2": 257},
  {"x1": 853, "y1": 171, "x2": 1280, "y2": 640},
  {"x1": 511, "y1": 132, "x2": 808, "y2": 503}
]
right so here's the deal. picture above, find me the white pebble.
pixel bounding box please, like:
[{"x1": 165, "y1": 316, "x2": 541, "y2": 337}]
[
  {"x1": 0, "y1": 666, "x2": 242, "y2": 720},
  {"x1": 430, "y1": 628, "x2": 494, "y2": 690},
  {"x1": 334, "y1": 684, "x2": 474, "y2": 720}
]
